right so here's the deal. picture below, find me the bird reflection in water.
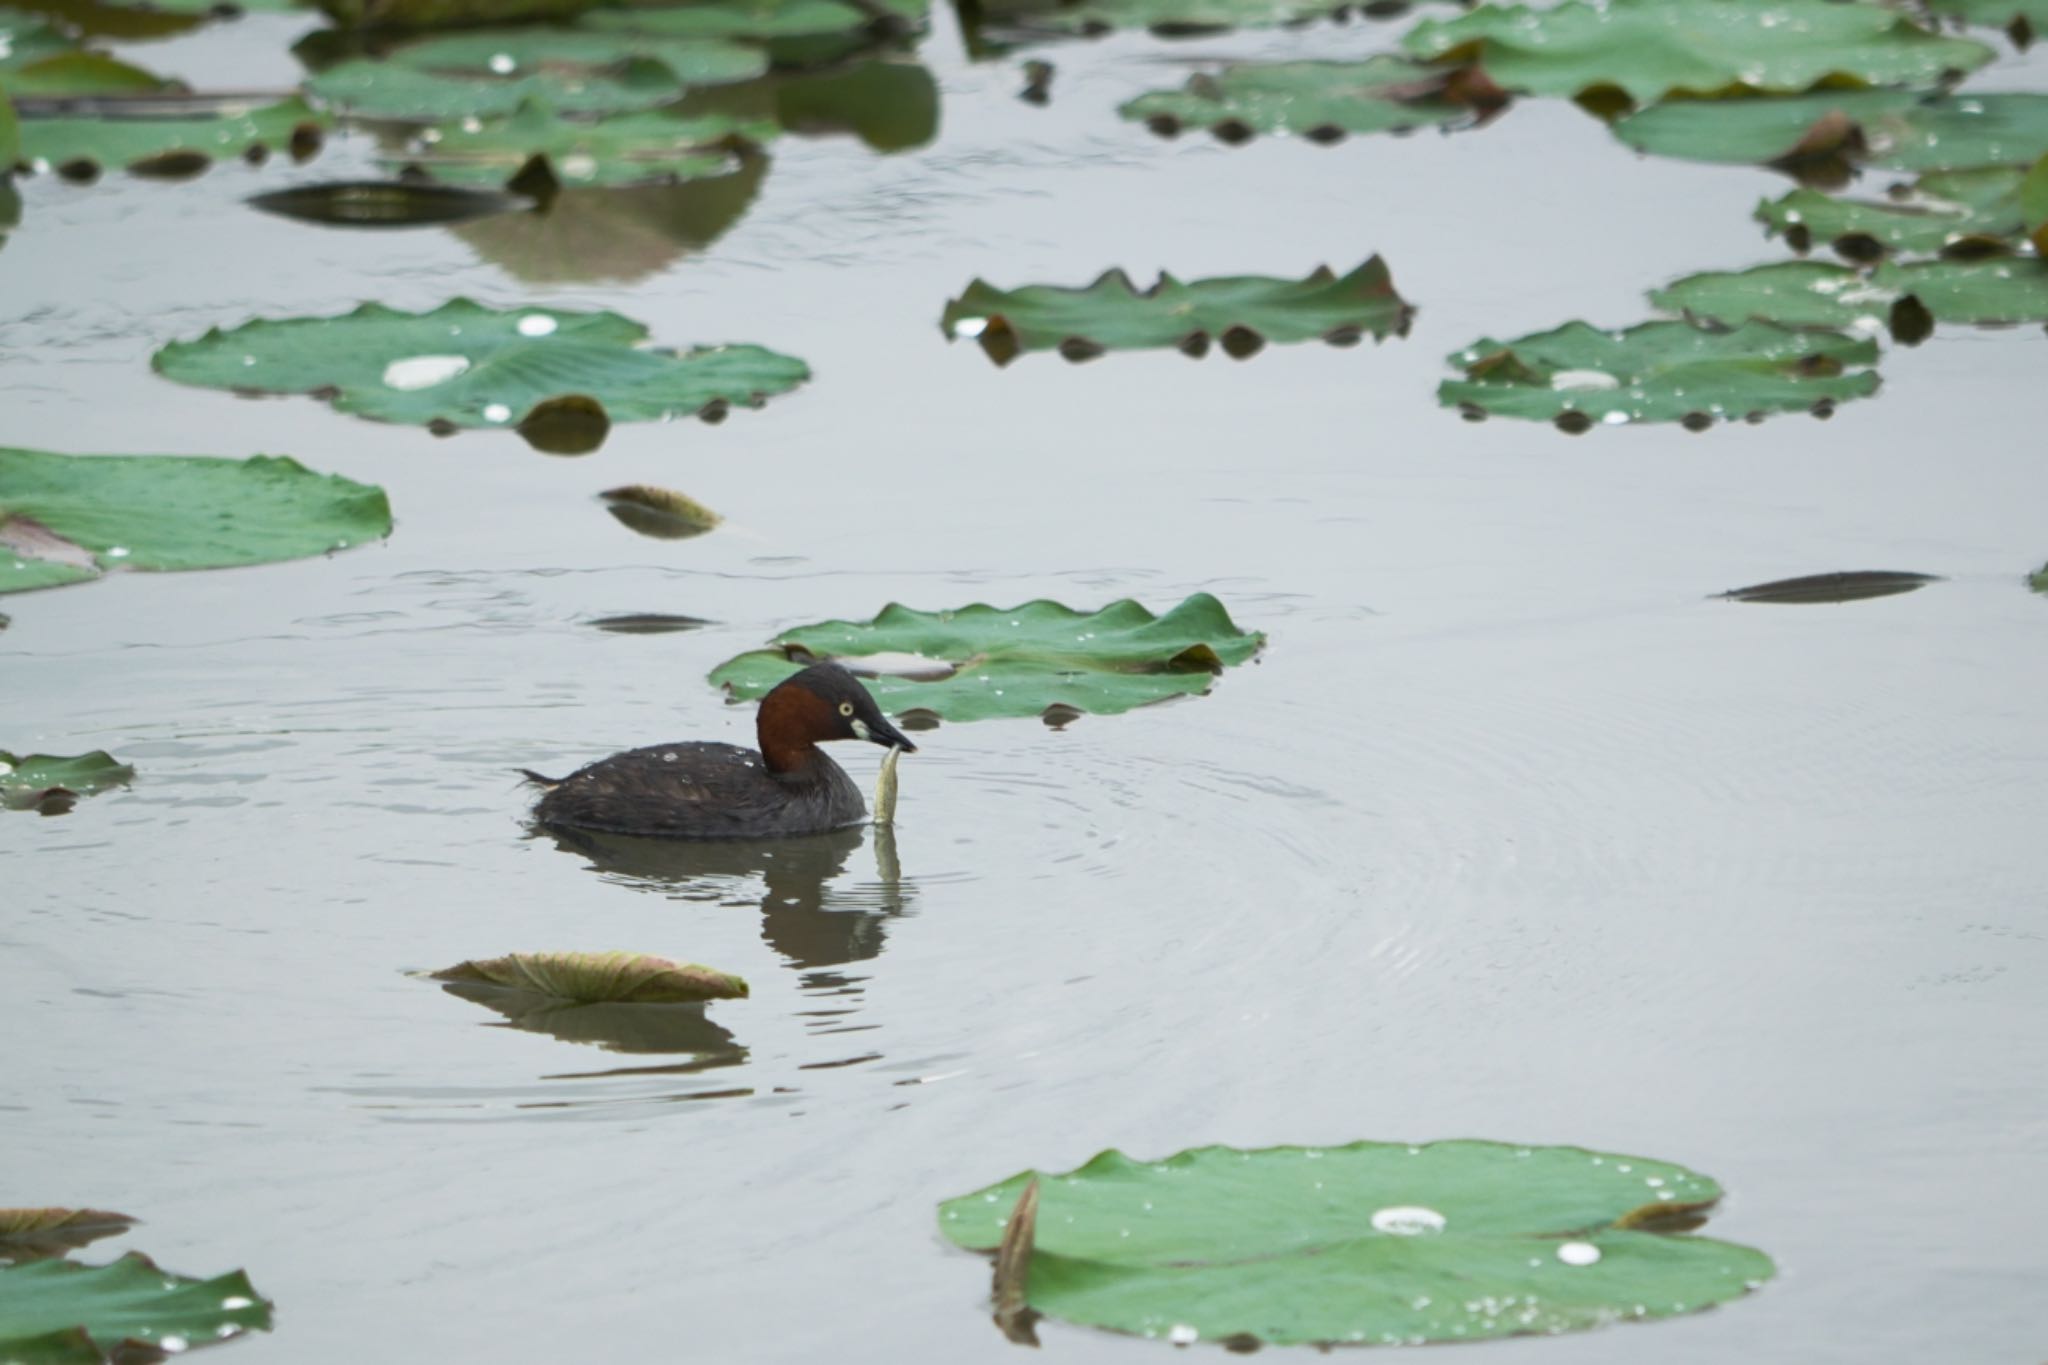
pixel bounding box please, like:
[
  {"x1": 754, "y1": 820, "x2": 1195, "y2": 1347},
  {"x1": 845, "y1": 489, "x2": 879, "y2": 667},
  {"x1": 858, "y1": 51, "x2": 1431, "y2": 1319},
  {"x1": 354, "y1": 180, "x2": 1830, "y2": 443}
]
[{"x1": 538, "y1": 823, "x2": 913, "y2": 1033}]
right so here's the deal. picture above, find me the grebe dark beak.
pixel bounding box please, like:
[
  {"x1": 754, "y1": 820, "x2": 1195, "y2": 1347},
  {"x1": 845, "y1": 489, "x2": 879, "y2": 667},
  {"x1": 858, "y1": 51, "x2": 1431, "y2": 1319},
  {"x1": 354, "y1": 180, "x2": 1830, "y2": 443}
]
[{"x1": 852, "y1": 714, "x2": 917, "y2": 754}]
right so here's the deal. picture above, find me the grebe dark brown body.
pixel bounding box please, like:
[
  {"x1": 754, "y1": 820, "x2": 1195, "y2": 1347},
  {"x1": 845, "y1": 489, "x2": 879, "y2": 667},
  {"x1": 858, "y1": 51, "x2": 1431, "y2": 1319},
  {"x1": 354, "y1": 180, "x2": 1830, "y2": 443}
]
[{"x1": 524, "y1": 663, "x2": 914, "y2": 839}]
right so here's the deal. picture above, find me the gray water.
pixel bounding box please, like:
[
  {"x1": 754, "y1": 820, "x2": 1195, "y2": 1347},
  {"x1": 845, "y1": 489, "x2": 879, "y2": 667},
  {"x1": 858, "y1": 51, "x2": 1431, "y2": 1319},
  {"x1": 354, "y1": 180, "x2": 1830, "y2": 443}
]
[{"x1": 5, "y1": 7, "x2": 2048, "y2": 1362}]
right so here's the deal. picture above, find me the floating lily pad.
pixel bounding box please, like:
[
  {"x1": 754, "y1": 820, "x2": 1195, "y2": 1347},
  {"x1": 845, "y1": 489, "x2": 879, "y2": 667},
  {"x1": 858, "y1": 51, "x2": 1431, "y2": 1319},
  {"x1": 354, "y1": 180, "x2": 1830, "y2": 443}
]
[
  {"x1": 0, "y1": 1210, "x2": 135, "y2": 1263},
  {"x1": 0, "y1": 1252, "x2": 272, "y2": 1359},
  {"x1": 1404, "y1": 0, "x2": 1991, "y2": 112},
  {"x1": 307, "y1": 32, "x2": 766, "y2": 121},
  {"x1": 16, "y1": 97, "x2": 327, "y2": 178},
  {"x1": 1122, "y1": 56, "x2": 1501, "y2": 143},
  {"x1": 1716, "y1": 570, "x2": 1941, "y2": 603},
  {"x1": 388, "y1": 102, "x2": 771, "y2": 189},
  {"x1": 152, "y1": 298, "x2": 809, "y2": 439},
  {"x1": 0, "y1": 750, "x2": 134, "y2": 812},
  {"x1": 1440, "y1": 320, "x2": 1880, "y2": 429},
  {"x1": 583, "y1": 0, "x2": 921, "y2": 63},
  {"x1": 1651, "y1": 258, "x2": 2048, "y2": 333},
  {"x1": 1, "y1": 88, "x2": 17, "y2": 165},
  {"x1": 1756, "y1": 165, "x2": 2033, "y2": 259},
  {"x1": 710, "y1": 594, "x2": 1264, "y2": 725},
  {"x1": 943, "y1": 258, "x2": 1411, "y2": 365},
  {"x1": 1615, "y1": 91, "x2": 2048, "y2": 179},
  {"x1": 314, "y1": 0, "x2": 603, "y2": 29},
  {"x1": 429, "y1": 951, "x2": 748, "y2": 1002},
  {"x1": 976, "y1": 0, "x2": 1350, "y2": 39},
  {"x1": 248, "y1": 178, "x2": 523, "y2": 227},
  {"x1": 1, "y1": 447, "x2": 391, "y2": 595},
  {"x1": 0, "y1": 10, "x2": 172, "y2": 98},
  {"x1": 601, "y1": 484, "x2": 721, "y2": 539},
  {"x1": 938, "y1": 1140, "x2": 1773, "y2": 1349}
]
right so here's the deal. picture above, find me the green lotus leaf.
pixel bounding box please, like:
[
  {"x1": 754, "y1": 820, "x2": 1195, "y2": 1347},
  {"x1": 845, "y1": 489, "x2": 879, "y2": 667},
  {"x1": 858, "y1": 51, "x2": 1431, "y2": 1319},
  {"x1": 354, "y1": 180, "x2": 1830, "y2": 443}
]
[
  {"x1": 152, "y1": 298, "x2": 809, "y2": 436},
  {"x1": 0, "y1": 1209, "x2": 136, "y2": 1263},
  {"x1": 307, "y1": 30, "x2": 766, "y2": 120},
  {"x1": 97, "y1": 0, "x2": 304, "y2": 13},
  {"x1": 429, "y1": 950, "x2": 748, "y2": 1001},
  {"x1": 0, "y1": 1252, "x2": 271, "y2": 1359},
  {"x1": 1651, "y1": 258, "x2": 2048, "y2": 330},
  {"x1": 387, "y1": 102, "x2": 772, "y2": 188},
  {"x1": 2031, "y1": 560, "x2": 2048, "y2": 592},
  {"x1": 2020, "y1": 150, "x2": 2048, "y2": 250},
  {"x1": 1, "y1": 89, "x2": 17, "y2": 166},
  {"x1": 16, "y1": 98, "x2": 327, "y2": 177},
  {"x1": 1756, "y1": 165, "x2": 2031, "y2": 258},
  {"x1": 1, "y1": 447, "x2": 391, "y2": 595},
  {"x1": 1440, "y1": 319, "x2": 1881, "y2": 428},
  {"x1": 1121, "y1": 56, "x2": 1493, "y2": 142},
  {"x1": 709, "y1": 594, "x2": 1264, "y2": 724},
  {"x1": 1615, "y1": 91, "x2": 2048, "y2": 176},
  {"x1": 1404, "y1": 0, "x2": 1991, "y2": 110},
  {"x1": 768, "y1": 58, "x2": 936, "y2": 150},
  {"x1": 0, "y1": 751, "x2": 133, "y2": 812},
  {"x1": 0, "y1": 10, "x2": 172, "y2": 97},
  {"x1": 939, "y1": 1140, "x2": 1773, "y2": 1348},
  {"x1": 943, "y1": 257, "x2": 1412, "y2": 364}
]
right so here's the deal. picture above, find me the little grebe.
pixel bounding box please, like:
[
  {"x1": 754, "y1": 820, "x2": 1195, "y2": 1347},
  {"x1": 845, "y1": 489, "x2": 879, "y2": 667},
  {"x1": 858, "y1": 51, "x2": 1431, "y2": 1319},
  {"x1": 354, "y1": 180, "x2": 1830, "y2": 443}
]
[{"x1": 523, "y1": 663, "x2": 916, "y2": 839}]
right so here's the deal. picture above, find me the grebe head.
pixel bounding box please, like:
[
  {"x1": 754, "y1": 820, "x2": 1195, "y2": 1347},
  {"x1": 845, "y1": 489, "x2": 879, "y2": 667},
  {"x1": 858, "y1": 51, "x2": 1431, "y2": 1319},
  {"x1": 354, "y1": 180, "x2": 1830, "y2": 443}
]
[{"x1": 757, "y1": 663, "x2": 916, "y2": 773}]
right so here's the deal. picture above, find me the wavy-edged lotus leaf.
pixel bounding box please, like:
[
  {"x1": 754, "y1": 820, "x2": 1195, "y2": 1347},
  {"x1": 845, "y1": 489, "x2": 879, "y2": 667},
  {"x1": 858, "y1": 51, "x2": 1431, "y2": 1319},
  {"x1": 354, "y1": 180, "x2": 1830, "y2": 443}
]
[
  {"x1": 0, "y1": 1252, "x2": 272, "y2": 1359},
  {"x1": 152, "y1": 298, "x2": 809, "y2": 433},
  {"x1": 429, "y1": 951, "x2": 748, "y2": 1002},
  {"x1": 938, "y1": 1140, "x2": 1773, "y2": 1348},
  {"x1": 450, "y1": 156, "x2": 764, "y2": 283},
  {"x1": 16, "y1": 97, "x2": 326, "y2": 177},
  {"x1": 1651, "y1": 258, "x2": 2048, "y2": 331},
  {"x1": 1716, "y1": 570, "x2": 1941, "y2": 604},
  {"x1": 1404, "y1": 0, "x2": 1991, "y2": 111},
  {"x1": 943, "y1": 258, "x2": 1412, "y2": 364},
  {"x1": 388, "y1": 103, "x2": 772, "y2": 189},
  {"x1": 1, "y1": 448, "x2": 391, "y2": 595},
  {"x1": 1614, "y1": 91, "x2": 2048, "y2": 176},
  {"x1": 1122, "y1": 56, "x2": 1498, "y2": 143},
  {"x1": 0, "y1": 751, "x2": 135, "y2": 813},
  {"x1": 307, "y1": 32, "x2": 766, "y2": 121},
  {"x1": 1757, "y1": 165, "x2": 2032, "y2": 259},
  {"x1": 0, "y1": 1210, "x2": 136, "y2": 1263},
  {"x1": 1440, "y1": 320, "x2": 1880, "y2": 428},
  {"x1": 710, "y1": 594, "x2": 1264, "y2": 724}
]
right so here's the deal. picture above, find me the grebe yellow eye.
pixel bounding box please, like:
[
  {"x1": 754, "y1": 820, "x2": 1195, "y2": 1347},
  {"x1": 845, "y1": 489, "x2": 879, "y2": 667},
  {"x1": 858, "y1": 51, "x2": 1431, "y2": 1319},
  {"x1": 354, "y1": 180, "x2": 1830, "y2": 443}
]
[{"x1": 838, "y1": 701, "x2": 855, "y2": 716}]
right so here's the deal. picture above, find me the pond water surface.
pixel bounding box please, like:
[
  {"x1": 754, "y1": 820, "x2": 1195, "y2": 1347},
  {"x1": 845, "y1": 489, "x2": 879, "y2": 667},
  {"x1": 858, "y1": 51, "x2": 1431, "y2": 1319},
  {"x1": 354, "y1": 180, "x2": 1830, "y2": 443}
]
[{"x1": 5, "y1": 6, "x2": 2048, "y2": 1362}]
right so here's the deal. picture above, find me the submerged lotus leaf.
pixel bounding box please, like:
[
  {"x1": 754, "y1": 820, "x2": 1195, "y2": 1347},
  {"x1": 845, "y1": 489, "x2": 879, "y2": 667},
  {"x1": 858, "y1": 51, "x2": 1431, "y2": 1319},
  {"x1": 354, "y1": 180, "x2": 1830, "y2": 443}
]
[
  {"x1": 979, "y1": 0, "x2": 1350, "y2": 38},
  {"x1": 1, "y1": 447, "x2": 391, "y2": 595},
  {"x1": 1440, "y1": 320, "x2": 1880, "y2": 428},
  {"x1": 1122, "y1": 56, "x2": 1492, "y2": 142},
  {"x1": 429, "y1": 951, "x2": 748, "y2": 1002},
  {"x1": 389, "y1": 103, "x2": 772, "y2": 189},
  {"x1": 0, "y1": 1252, "x2": 272, "y2": 1358},
  {"x1": 1651, "y1": 258, "x2": 2048, "y2": 330},
  {"x1": 942, "y1": 258, "x2": 1412, "y2": 363},
  {"x1": 0, "y1": 750, "x2": 133, "y2": 812},
  {"x1": 938, "y1": 1140, "x2": 1773, "y2": 1348},
  {"x1": 314, "y1": 0, "x2": 602, "y2": 28},
  {"x1": 1757, "y1": 165, "x2": 2032, "y2": 259},
  {"x1": 710, "y1": 594, "x2": 1264, "y2": 724},
  {"x1": 1, "y1": 89, "x2": 16, "y2": 166},
  {"x1": 16, "y1": 97, "x2": 327, "y2": 176},
  {"x1": 152, "y1": 298, "x2": 809, "y2": 433},
  {"x1": 1615, "y1": 91, "x2": 2048, "y2": 175},
  {"x1": 0, "y1": 1210, "x2": 136, "y2": 1262},
  {"x1": 1404, "y1": 0, "x2": 1991, "y2": 109},
  {"x1": 307, "y1": 31, "x2": 766, "y2": 121}
]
